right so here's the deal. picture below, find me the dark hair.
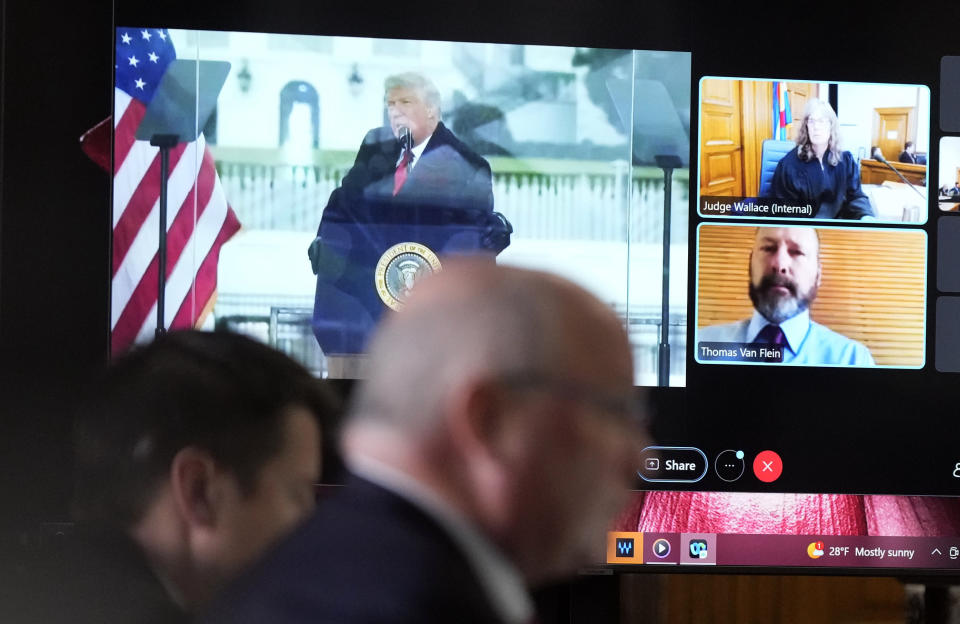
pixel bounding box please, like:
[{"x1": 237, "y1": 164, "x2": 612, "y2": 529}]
[
  {"x1": 905, "y1": 141, "x2": 914, "y2": 149},
  {"x1": 72, "y1": 330, "x2": 341, "y2": 528}
]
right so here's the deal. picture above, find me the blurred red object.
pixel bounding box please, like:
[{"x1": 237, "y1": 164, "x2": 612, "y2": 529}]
[{"x1": 614, "y1": 491, "x2": 960, "y2": 537}]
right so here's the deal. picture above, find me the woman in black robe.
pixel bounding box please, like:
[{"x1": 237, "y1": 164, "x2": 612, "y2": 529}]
[{"x1": 769, "y1": 98, "x2": 875, "y2": 220}]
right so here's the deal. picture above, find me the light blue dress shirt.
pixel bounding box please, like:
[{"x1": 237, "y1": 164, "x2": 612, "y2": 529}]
[{"x1": 697, "y1": 309, "x2": 875, "y2": 366}]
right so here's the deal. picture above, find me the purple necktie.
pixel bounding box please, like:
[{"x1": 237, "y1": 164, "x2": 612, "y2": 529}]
[{"x1": 754, "y1": 324, "x2": 785, "y2": 345}]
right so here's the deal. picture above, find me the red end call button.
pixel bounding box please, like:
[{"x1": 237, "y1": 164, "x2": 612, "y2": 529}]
[{"x1": 752, "y1": 450, "x2": 783, "y2": 482}]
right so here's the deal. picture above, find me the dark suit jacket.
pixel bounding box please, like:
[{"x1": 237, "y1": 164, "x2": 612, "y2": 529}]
[
  {"x1": 205, "y1": 475, "x2": 508, "y2": 624},
  {"x1": 769, "y1": 147, "x2": 875, "y2": 219},
  {"x1": 898, "y1": 150, "x2": 917, "y2": 164},
  {"x1": 312, "y1": 122, "x2": 512, "y2": 354},
  {"x1": 0, "y1": 527, "x2": 188, "y2": 624},
  {"x1": 324, "y1": 122, "x2": 501, "y2": 224}
]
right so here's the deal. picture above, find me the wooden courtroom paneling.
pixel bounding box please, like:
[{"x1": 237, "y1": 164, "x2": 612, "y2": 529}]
[
  {"x1": 739, "y1": 80, "x2": 768, "y2": 198},
  {"x1": 620, "y1": 574, "x2": 908, "y2": 624},
  {"x1": 860, "y1": 159, "x2": 927, "y2": 186},
  {"x1": 700, "y1": 79, "x2": 744, "y2": 197},
  {"x1": 741, "y1": 81, "x2": 818, "y2": 196},
  {"x1": 696, "y1": 225, "x2": 926, "y2": 367},
  {"x1": 703, "y1": 80, "x2": 818, "y2": 198}
]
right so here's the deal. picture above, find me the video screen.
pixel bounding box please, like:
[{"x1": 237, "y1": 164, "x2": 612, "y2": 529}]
[
  {"x1": 694, "y1": 223, "x2": 926, "y2": 368},
  {"x1": 698, "y1": 78, "x2": 930, "y2": 224},
  {"x1": 938, "y1": 136, "x2": 960, "y2": 211},
  {"x1": 606, "y1": 490, "x2": 960, "y2": 571},
  {"x1": 71, "y1": 0, "x2": 956, "y2": 584},
  {"x1": 108, "y1": 27, "x2": 691, "y2": 387},
  {"x1": 102, "y1": 9, "x2": 960, "y2": 506}
]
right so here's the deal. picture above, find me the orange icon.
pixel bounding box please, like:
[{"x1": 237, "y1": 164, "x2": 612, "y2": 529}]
[{"x1": 807, "y1": 541, "x2": 825, "y2": 559}]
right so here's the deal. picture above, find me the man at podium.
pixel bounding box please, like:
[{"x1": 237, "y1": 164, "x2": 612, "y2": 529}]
[{"x1": 309, "y1": 72, "x2": 512, "y2": 357}]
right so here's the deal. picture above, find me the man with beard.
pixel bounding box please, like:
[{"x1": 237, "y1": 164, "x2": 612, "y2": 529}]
[{"x1": 698, "y1": 226, "x2": 874, "y2": 366}]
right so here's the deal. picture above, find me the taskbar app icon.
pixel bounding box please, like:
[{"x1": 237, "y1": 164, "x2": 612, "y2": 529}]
[
  {"x1": 680, "y1": 533, "x2": 717, "y2": 565},
  {"x1": 653, "y1": 538, "x2": 671, "y2": 558},
  {"x1": 606, "y1": 532, "x2": 643, "y2": 564},
  {"x1": 644, "y1": 532, "x2": 680, "y2": 565},
  {"x1": 808, "y1": 541, "x2": 825, "y2": 559}
]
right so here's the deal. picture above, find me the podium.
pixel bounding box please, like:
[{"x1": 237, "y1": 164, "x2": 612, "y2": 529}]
[
  {"x1": 309, "y1": 124, "x2": 512, "y2": 358},
  {"x1": 312, "y1": 217, "x2": 505, "y2": 355}
]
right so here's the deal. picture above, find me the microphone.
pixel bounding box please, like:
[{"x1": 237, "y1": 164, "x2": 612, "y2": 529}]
[
  {"x1": 398, "y1": 126, "x2": 413, "y2": 152},
  {"x1": 873, "y1": 151, "x2": 925, "y2": 199}
]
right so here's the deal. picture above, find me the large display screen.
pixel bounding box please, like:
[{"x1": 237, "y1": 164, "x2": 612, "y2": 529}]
[
  {"x1": 107, "y1": 27, "x2": 690, "y2": 387},
  {"x1": 106, "y1": 0, "x2": 960, "y2": 576}
]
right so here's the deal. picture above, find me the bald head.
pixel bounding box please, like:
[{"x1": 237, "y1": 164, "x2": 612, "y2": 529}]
[
  {"x1": 344, "y1": 260, "x2": 640, "y2": 584},
  {"x1": 754, "y1": 226, "x2": 820, "y2": 256},
  {"x1": 349, "y1": 260, "x2": 631, "y2": 435}
]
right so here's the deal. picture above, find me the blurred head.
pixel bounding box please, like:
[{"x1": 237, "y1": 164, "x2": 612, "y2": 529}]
[
  {"x1": 905, "y1": 141, "x2": 915, "y2": 154},
  {"x1": 748, "y1": 227, "x2": 822, "y2": 324},
  {"x1": 345, "y1": 261, "x2": 645, "y2": 585},
  {"x1": 796, "y1": 98, "x2": 840, "y2": 165},
  {"x1": 384, "y1": 72, "x2": 441, "y2": 147},
  {"x1": 73, "y1": 330, "x2": 341, "y2": 611}
]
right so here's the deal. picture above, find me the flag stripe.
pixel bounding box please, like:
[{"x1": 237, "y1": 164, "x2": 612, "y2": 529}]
[
  {"x1": 113, "y1": 132, "x2": 193, "y2": 240},
  {"x1": 772, "y1": 82, "x2": 778, "y2": 138},
  {"x1": 135, "y1": 178, "x2": 239, "y2": 343},
  {"x1": 104, "y1": 30, "x2": 241, "y2": 354},
  {"x1": 111, "y1": 254, "x2": 160, "y2": 354},
  {"x1": 111, "y1": 137, "x2": 207, "y2": 327},
  {"x1": 164, "y1": 145, "x2": 218, "y2": 262},
  {"x1": 157, "y1": 166, "x2": 227, "y2": 330},
  {"x1": 112, "y1": 142, "x2": 188, "y2": 272},
  {"x1": 113, "y1": 136, "x2": 201, "y2": 280},
  {"x1": 170, "y1": 209, "x2": 241, "y2": 330},
  {"x1": 130, "y1": 173, "x2": 232, "y2": 345},
  {"x1": 112, "y1": 91, "x2": 141, "y2": 173},
  {"x1": 779, "y1": 83, "x2": 787, "y2": 127},
  {"x1": 114, "y1": 90, "x2": 132, "y2": 128},
  {"x1": 114, "y1": 146, "x2": 223, "y2": 352},
  {"x1": 112, "y1": 92, "x2": 159, "y2": 222}
]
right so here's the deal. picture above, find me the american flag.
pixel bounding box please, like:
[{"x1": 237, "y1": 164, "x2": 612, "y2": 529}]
[{"x1": 81, "y1": 27, "x2": 240, "y2": 356}]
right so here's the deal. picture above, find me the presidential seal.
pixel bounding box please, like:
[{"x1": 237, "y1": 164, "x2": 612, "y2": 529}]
[{"x1": 374, "y1": 242, "x2": 442, "y2": 310}]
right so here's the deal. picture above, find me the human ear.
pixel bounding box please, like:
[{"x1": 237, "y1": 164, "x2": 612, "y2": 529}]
[
  {"x1": 169, "y1": 447, "x2": 220, "y2": 529},
  {"x1": 447, "y1": 378, "x2": 517, "y2": 461}
]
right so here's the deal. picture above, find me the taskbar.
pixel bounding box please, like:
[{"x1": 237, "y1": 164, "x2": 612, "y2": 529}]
[{"x1": 605, "y1": 532, "x2": 960, "y2": 570}]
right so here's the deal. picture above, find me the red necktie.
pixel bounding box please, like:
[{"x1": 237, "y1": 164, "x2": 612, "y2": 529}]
[{"x1": 393, "y1": 149, "x2": 412, "y2": 196}]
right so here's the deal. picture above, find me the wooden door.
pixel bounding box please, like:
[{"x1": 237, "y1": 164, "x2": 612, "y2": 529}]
[
  {"x1": 738, "y1": 81, "x2": 818, "y2": 197},
  {"x1": 739, "y1": 81, "x2": 769, "y2": 197},
  {"x1": 700, "y1": 79, "x2": 743, "y2": 197},
  {"x1": 873, "y1": 107, "x2": 914, "y2": 161}
]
